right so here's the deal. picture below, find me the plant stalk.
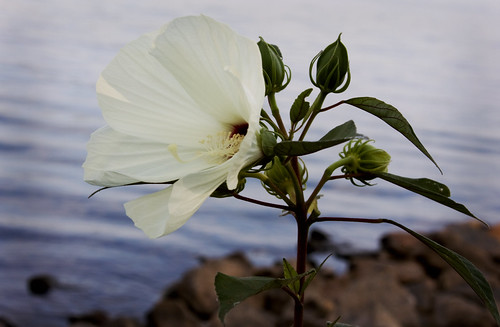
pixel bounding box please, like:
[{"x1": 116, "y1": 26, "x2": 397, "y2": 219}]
[{"x1": 294, "y1": 209, "x2": 309, "y2": 327}]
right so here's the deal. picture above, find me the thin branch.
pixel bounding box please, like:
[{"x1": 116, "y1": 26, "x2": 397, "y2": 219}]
[
  {"x1": 232, "y1": 192, "x2": 292, "y2": 211},
  {"x1": 313, "y1": 216, "x2": 386, "y2": 225},
  {"x1": 318, "y1": 99, "x2": 346, "y2": 112}
]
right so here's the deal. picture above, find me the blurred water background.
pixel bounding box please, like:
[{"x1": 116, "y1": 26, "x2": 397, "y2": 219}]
[{"x1": 1, "y1": 0, "x2": 499, "y2": 326}]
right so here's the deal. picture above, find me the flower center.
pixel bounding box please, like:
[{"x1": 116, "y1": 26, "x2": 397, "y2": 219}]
[
  {"x1": 168, "y1": 123, "x2": 249, "y2": 165},
  {"x1": 200, "y1": 131, "x2": 245, "y2": 164}
]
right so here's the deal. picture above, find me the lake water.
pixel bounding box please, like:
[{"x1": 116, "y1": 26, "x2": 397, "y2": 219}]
[{"x1": 1, "y1": 0, "x2": 499, "y2": 326}]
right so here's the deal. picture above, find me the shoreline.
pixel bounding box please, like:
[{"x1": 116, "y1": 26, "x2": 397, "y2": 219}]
[{"x1": 7, "y1": 221, "x2": 498, "y2": 327}]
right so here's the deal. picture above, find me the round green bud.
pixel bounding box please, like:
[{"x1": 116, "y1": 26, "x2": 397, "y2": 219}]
[
  {"x1": 339, "y1": 139, "x2": 391, "y2": 183},
  {"x1": 257, "y1": 37, "x2": 291, "y2": 95},
  {"x1": 310, "y1": 34, "x2": 351, "y2": 94}
]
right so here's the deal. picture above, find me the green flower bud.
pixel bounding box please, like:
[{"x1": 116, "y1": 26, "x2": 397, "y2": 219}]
[
  {"x1": 258, "y1": 37, "x2": 291, "y2": 95},
  {"x1": 263, "y1": 157, "x2": 307, "y2": 201},
  {"x1": 310, "y1": 34, "x2": 351, "y2": 94},
  {"x1": 339, "y1": 139, "x2": 391, "y2": 185}
]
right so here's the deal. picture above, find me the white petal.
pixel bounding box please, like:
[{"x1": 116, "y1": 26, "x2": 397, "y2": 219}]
[
  {"x1": 169, "y1": 164, "x2": 229, "y2": 216},
  {"x1": 151, "y1": 15, "x2": 265, "y2": 124},
  {"x1": 124, "y1": 164, "x2": 228, "y2": 238},
  {"x1": 124, "y1": 187, "x2": 184, "y2": 238},
  {"x1": 97, "y1": 31, "x2": 226, "y2": 145},
  {"x1": 83, "y1": 126, "x2": 212, "y2": 186}
]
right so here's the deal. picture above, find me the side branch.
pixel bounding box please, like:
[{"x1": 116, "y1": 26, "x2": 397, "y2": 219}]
[
  {"x1": 314, "y1": 216, "x2": 386, "y2": 225},
  {"x1": 232, "y1": 192, "x2": 292, "y2": 211},
  {"x1": 319, "y1": 100, "x2": 346, "y2": 113}
]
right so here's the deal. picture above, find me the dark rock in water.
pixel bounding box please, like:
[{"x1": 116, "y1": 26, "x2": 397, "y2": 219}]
[
  {"x1": 307, "y1": 229, "x2": 332, "y2": 253},
  {"x1": 307, "y1": 228, "x2": 378, "y2": 266},
  {"x1": 0, "y1": 316, "x2": 17, "y2": 327},
  {"x1": 27, "y1": 274, "x2": 57, "y2": 296},
  {"x1": 432, "y1": 293, "x2": 494, "y2": 327},
  {"x1": 146, "y1": 299, "x2": 200, "y2": 327},
  {"x1": 67, "y1": 311, "x2": 141, "y2": 327},
  {"x1": 68, "y1": 310, "x2": 108, "y2": 326}
]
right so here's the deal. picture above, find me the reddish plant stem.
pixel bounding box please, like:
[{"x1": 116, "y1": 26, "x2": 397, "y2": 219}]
[
  {"x1": 314, "y1": 216, "x2": 385, "y2": 224},
  {"x1": 294, "y1": 212, "x2": 309, "y2": 327},
  {"x1": 232, "y1": 192, "x2": 292, "y2": 211},
  {"x1": 318, "y1": 99, "x2": 345, "y2": 112},
  {"x1": 292, "y1": 151, "x2": 309, "y2": 327}
]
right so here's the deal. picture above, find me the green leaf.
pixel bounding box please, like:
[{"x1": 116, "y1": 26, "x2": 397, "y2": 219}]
[
  {"x1": 302, "y1": 253, "x2": 333, "y2": 295},
  {"x1": 275, "y1": 120, "x2": 357, "y2": 156},
  {"x1": 385, "y1": 219, "x2": 500, "y2": 326},
  {"x1": 375, "y1": 172, "x2": 486, "y2": 225},
  {"x1": 215, "y1": 271, "x2": 313, "y2": 323},
  {"x1": 345, "y1": 97, "x2": 441, "y2": 173},
  {"x1": 290, "y1": 88, "x2": 313, "y2": 123},
  {"x1": 282, "y1": 258, "x2": 300, "y2": 294}
]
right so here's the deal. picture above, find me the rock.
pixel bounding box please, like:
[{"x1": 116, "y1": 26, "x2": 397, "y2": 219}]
[
  {"x1": 334, "y1": 268, "x2": 419, "y2": 327},
  {"x1": 66, "y1": 222, "x2": 500, "y2": 327},
  {"x1": 431, "y1": 223, "x2": 499, "y2": 274},
  {"x1": 381, "y1": 232, "x2": 427, "y2": 259},
  {"x1": 352, "y1": 303, "x2": 402, "y2": 327},
  {"x1": 67, "y1": 311, "x2": 140, "y2": 327},
  {"x1": 223, "y1": 301, "x2": 277, "y2": 327},
  {"x1": 68, "y1": 311, "x2": 108, "y2": 326},
  {"x1": 164, "y1": 252, "x2": 252, "y2": 320},
  {"x1": 27, "y1": 274, "x2": 57, "y2": 296},
  {"x1": 307, "y1": 229, "x2": 332, "y2": 254},
  {"x1": 104, "y1": 317, "x2": 141, "y2": 327},
  {"x1": 0, "y1": 317, "x2": 16, "y2": 327},
  {"x1": 405, "y1": 278, "x2": 438, "y2": 314},
  {"x1": 394, "y1": 260, "x2": 428, "y2": 284},
  {"x1": 432, "y1": 293, "x2": 496, "y2": 327},
  {"x1": 147, "y1": 299, "x2": 199, "y2": 327}
]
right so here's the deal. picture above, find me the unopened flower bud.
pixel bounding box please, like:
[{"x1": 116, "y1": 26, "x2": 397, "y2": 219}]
[
  {"x1": 339, "y1": 139, "x2": 391, "y2": 184},
  {"x1": 258, "y1": 37, "x2": 290, "y2": 95},
  {"x1": 310, "y1": 34, "x2": 350, "y2": 94},
  {"x1": 263, "y1": 157, "x2": 307, "y2": 201}
]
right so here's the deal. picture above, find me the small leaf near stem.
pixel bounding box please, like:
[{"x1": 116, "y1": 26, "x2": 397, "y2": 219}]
[
  {"x1": 283, "y1": 258, "x2": 301, "y2": 294},
  {"x1": 289, "y1": 88, "x2": 313, "y2": 138},
  {"x1": 215, "y1": 270, "x2": 314, "y2": 324}
]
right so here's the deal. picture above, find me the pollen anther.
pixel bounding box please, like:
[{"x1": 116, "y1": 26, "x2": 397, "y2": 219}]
[{"x1": 200, "y1": 131, "x2": 245, "y2": 164}]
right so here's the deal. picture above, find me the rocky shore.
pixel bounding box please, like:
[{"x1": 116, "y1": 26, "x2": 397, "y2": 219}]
[{"x1": 39, "y1": 222, "x2": 500, "y2": 327}]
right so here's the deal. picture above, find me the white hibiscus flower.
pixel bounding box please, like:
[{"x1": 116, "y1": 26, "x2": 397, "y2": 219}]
[{"x1": 83, "y1": 15, "x2": 265, "y2": 238}]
